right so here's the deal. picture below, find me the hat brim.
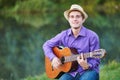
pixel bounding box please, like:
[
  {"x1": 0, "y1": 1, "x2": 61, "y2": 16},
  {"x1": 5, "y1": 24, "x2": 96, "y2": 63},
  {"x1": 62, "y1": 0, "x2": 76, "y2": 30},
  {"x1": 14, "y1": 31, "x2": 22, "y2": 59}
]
[{"x1": 64, "y1": 9, "x2": 88, "y2": 21}]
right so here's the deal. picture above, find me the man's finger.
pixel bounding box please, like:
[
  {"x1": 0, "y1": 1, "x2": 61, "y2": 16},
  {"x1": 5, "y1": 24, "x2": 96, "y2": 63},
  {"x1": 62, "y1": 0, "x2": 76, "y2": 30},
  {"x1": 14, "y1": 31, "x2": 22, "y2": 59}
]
[{"x1": 80, "y1": 53, "x2": 84, "y2": 60}]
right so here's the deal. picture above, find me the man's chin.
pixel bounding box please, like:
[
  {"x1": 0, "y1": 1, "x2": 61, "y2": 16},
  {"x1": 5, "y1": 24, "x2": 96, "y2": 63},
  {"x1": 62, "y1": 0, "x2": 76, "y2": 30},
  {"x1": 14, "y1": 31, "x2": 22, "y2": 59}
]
[{"x1": 73, "y1": 26, "x2": 80, "y2": 29}]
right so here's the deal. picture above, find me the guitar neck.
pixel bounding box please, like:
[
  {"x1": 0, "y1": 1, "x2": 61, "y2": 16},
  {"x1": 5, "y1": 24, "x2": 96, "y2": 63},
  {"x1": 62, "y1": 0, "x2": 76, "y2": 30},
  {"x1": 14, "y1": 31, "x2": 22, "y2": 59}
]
[{"x1": 64, "y1": 52, "x2": 91, "y2": 63}]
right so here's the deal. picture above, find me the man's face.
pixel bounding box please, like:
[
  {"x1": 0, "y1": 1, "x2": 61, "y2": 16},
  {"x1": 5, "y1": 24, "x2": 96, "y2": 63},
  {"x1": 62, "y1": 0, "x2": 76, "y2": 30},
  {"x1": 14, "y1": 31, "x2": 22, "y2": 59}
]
[{"x1": 68, "y1": 11, "x2": 84, "y2": 29}]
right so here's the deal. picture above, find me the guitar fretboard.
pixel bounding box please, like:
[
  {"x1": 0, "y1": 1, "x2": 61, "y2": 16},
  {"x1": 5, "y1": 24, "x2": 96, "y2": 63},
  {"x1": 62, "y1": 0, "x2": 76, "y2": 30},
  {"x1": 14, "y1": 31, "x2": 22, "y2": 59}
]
[{"x1": 64, "y1": 52, "x2": 92, "y2": 63}]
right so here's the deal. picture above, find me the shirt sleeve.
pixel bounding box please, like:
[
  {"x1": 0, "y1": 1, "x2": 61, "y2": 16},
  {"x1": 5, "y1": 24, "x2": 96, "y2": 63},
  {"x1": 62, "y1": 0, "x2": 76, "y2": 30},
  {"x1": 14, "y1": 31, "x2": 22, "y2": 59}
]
[
  {"x1": 42, "y1": 31, "x2": 64, "y2": 60},
  {"x1": 88, "y1": 33, "x2": 100, "y2": 69}
]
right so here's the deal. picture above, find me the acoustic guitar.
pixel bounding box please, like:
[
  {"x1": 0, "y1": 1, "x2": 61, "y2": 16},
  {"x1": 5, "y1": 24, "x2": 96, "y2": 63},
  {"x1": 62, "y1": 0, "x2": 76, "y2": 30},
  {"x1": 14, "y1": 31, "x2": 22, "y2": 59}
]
[{"x1": 45, "y1": 47, "x2": 106, "y2": 79}]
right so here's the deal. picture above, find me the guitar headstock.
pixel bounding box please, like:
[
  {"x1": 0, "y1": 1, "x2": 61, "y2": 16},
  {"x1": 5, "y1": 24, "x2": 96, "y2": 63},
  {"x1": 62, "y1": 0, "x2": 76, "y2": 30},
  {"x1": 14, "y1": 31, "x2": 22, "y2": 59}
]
[{"x1": 91, "y1": 49, "x2": 106, "y2": 59}]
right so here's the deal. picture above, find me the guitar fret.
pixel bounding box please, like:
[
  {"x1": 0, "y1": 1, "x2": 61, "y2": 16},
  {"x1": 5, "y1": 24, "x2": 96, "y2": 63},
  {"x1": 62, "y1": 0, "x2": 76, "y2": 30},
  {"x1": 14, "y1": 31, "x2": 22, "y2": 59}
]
[{"x1": 65, "y1": 55, "x2": 78, "y2": 62}]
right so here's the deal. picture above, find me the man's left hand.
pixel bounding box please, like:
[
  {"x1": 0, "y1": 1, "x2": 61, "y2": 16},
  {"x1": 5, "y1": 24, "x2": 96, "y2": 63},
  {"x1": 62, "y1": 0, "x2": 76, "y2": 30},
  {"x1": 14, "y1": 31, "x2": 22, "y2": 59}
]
[{"x1": 77, "y1": 53, "x2": 89, "y2": 70}]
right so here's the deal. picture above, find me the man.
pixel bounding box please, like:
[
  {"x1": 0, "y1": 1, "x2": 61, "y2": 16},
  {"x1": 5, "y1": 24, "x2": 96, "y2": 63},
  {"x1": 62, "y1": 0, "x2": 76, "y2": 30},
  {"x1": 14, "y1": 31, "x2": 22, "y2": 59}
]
[{"x1": 43, "y1": 4, "x2": 100, "y2": 80}]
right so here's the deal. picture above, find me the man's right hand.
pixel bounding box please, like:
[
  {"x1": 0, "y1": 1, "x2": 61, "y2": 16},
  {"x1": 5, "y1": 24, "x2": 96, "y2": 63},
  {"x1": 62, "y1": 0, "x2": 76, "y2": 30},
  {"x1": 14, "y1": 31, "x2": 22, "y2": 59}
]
[{"x1": 51, "y1": 57, "x2": 62, "y2": 69}]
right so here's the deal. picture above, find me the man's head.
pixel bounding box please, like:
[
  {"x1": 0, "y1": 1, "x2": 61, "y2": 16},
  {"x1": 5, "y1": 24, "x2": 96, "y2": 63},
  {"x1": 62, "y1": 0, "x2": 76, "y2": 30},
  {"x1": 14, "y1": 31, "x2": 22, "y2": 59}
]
[{"x1": 64, "y1": 4, "x2": 88, "y2": 21}]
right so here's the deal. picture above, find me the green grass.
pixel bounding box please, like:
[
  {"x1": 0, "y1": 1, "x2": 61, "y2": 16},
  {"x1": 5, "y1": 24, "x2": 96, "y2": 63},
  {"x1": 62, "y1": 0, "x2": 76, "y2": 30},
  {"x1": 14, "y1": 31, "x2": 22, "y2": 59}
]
[
  {"x1": 23, "y1": 73, "x2": 52, "y2": 80},
  {"x1": 23, "y1": 61, "x2": 120, "y2": 80},
  {"x1": 100, "y1": 61, "x2": 120, "y2": 80}
]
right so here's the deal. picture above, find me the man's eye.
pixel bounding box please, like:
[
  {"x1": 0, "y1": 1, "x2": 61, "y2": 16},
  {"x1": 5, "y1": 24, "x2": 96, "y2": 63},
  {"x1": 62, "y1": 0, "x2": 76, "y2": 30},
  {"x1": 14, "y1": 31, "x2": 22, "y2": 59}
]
[
  {"x1": 69, "y1": 15, "x2": 82, "y2": 18},
  {"x1": 76, "y1": 15, "x2": 81, "y2": 18},
  {"x1": 69, "y1": 16, "x2": 74, "y2": 18}
]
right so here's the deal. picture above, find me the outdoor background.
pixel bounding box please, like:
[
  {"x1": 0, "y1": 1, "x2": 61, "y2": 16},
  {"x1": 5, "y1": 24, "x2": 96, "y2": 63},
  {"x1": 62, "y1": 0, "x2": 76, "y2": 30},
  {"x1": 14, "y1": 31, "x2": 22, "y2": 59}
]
[{"x1": 0, "y1": 0, "x2": 120, "y2": 80}]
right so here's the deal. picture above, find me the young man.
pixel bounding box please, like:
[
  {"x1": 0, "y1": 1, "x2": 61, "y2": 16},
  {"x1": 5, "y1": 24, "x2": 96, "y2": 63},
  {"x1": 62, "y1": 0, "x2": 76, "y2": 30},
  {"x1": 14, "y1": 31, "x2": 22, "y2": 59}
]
[{"x1": 43, "y1": 4, "x2": 100, "y2": 80}]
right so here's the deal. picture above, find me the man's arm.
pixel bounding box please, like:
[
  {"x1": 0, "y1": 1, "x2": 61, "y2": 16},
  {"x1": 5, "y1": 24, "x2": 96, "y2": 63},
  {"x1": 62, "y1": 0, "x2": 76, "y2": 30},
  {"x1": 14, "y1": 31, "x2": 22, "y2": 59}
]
[{"x1": 88, "y1": 33, "x2": 100, "y2": 69}]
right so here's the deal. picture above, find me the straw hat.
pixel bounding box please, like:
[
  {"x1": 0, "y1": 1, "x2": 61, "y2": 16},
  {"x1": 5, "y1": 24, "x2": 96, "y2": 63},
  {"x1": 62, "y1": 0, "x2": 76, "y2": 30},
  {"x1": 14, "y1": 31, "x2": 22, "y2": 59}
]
[{"x1": 64, "y1": 4, "x2": 88, "y2": 21}]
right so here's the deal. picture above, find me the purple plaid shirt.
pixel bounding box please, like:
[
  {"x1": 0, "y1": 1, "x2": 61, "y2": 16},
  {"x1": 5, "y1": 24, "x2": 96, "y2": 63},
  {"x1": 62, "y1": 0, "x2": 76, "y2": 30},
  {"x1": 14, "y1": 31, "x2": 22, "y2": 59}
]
[{"x1": 43, "y1": 26, "x2": 100, "y2": 76}]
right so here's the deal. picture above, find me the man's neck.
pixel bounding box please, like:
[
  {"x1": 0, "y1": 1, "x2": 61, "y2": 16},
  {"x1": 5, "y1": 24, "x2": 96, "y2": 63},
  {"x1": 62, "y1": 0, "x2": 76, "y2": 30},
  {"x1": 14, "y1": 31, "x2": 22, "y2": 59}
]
[{"x1": 72, "y1": 26, "x2": 82, "y2": 38}]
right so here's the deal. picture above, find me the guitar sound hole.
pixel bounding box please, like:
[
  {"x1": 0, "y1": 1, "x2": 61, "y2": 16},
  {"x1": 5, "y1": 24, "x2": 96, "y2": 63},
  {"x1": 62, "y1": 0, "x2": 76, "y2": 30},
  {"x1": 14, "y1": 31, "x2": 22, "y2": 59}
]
[
  {"x1": 58, "y1": 46, "x2": 64, "y2": 49},
  {"x1": 61, "y1": 57, "x2": 65, "y2": 64}
]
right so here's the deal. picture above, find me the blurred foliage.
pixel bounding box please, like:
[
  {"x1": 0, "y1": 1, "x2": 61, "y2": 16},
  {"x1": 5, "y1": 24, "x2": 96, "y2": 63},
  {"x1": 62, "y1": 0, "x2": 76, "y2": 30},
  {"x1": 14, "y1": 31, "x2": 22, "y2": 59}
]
[
  {"x1": 0, "y1": 0, "x2": 120, "y2": 80},
  {"x1": 1, "y1": 0, "x2": 120, "y2": 27},
  {"x1": 0, "y1": 16, "x2": 45, "y2": 79}
]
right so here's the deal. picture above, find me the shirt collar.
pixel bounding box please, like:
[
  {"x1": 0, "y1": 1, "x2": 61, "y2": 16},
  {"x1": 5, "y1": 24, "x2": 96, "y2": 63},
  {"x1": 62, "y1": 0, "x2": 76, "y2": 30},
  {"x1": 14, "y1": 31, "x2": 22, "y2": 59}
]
[{"x1": 67, "y1": 26, "x2": 87, "y2": 37}]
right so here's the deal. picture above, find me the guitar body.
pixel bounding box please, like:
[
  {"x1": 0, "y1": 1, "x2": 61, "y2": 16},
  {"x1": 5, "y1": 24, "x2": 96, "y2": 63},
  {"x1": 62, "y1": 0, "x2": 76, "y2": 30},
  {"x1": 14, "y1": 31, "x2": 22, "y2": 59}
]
[{"x1": 45, "y1": 47, "x2": 78, "y2": 79}]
